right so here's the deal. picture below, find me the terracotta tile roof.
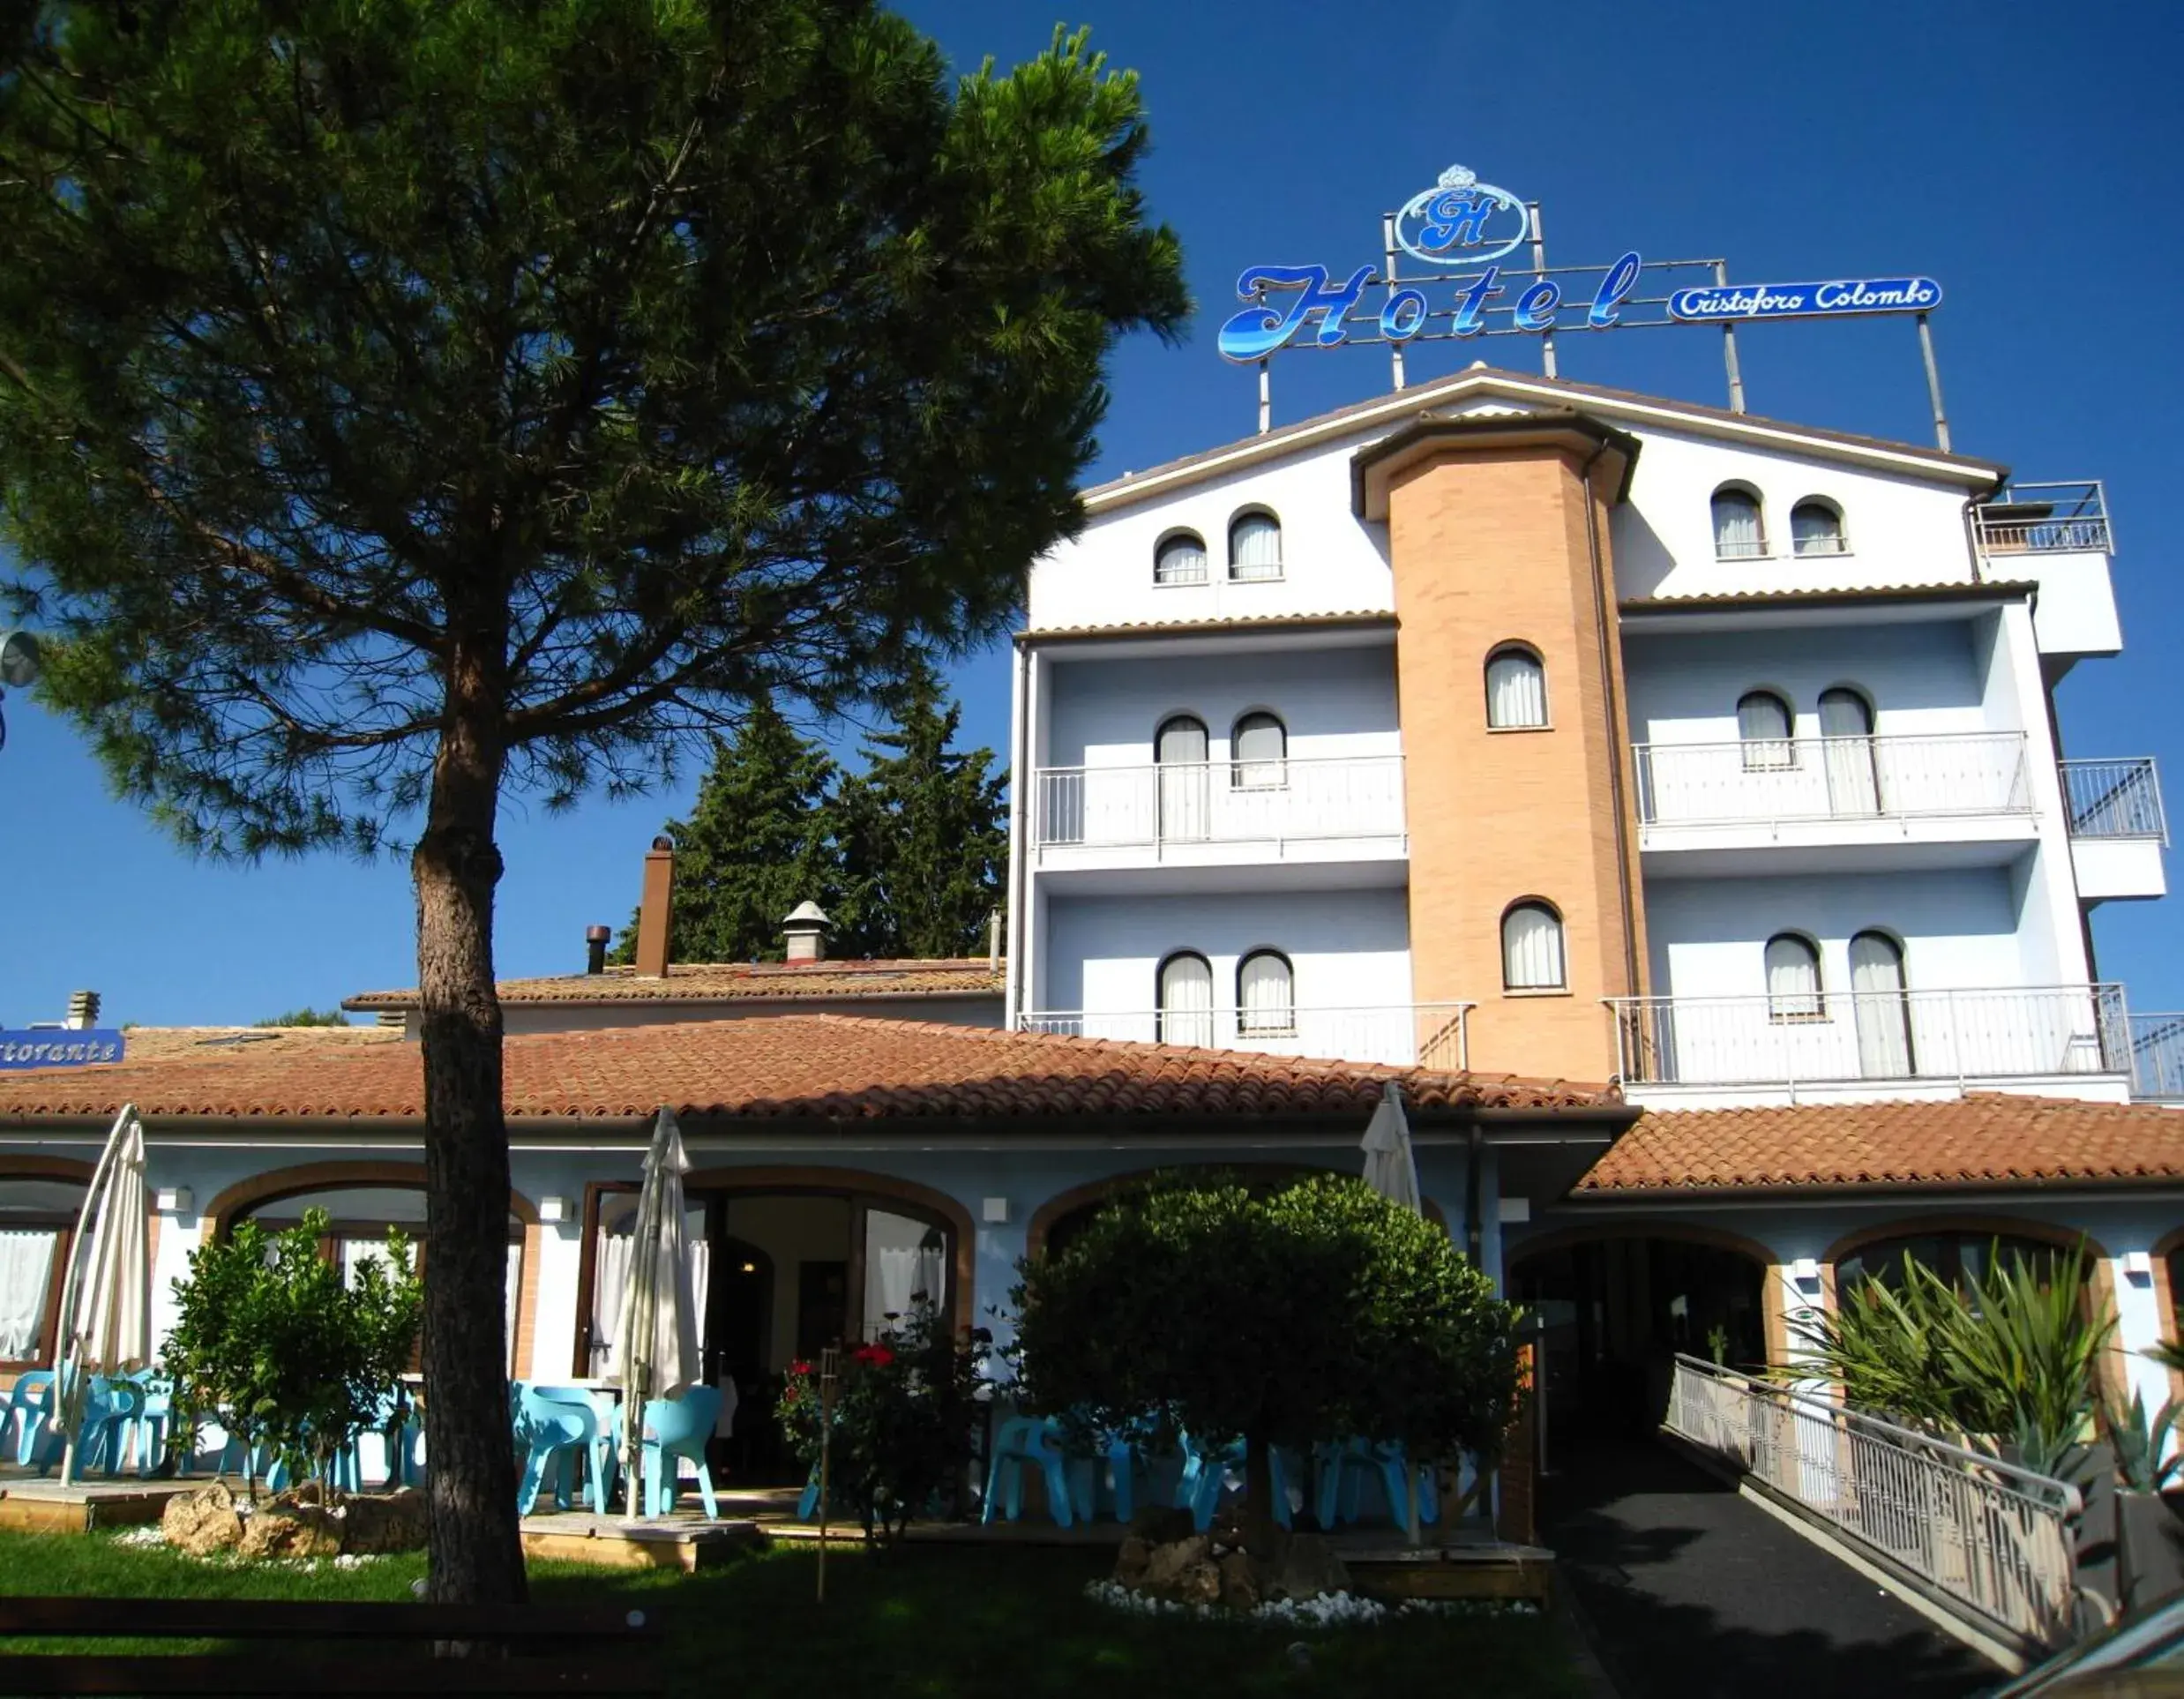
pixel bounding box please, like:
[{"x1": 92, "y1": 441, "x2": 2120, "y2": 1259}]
[
  {"x1": 343, "y1": 959, "x2": 1004, "y2": 1012},
  {"x1": 1018, "y1": 610, "x2": 1395, "y2": 644},
  {"x1": 1621, "y1": 581, "x2": 2040, "y2": 615},
  {"x1": 0, "y1": 1014, "x2": 1616, "y2": 1126},
  {"x1": 115, "y1": 1026, "x2": 403, "y2": 1061},
  {"x1": 1575, "y1": 1095, "x2": 2184, "y2": 1194}
]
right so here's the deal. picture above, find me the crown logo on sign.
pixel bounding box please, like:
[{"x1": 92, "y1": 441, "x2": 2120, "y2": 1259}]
[{"x1": 1437, "y1": 163, "x2": 1478, "y2": 191}]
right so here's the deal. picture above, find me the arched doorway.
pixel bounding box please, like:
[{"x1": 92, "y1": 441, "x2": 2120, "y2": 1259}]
[{"x1": 1507, "y1": 1227, "x2": 1771, "y2": 1454}]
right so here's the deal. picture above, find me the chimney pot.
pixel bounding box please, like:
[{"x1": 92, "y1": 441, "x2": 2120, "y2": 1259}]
[
  {"x1": 585, "y1": 924, "x2": 611, "y2": 976},
  {"x1": 65, "y1": 990, "x2": 100, "y2": 1030},
  {"x1": 634, "y1": 842, "x2": 677, "y2": 978},
  {"x1": 782, "y1": 900, "x2": 831, "y2": 963}
]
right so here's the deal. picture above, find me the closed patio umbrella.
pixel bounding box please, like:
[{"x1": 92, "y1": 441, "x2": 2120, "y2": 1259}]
[
  {"x1": 617, "y1": 1106, "x2": 701, "y2": 1519},
  {"x1": 1360, "y1": 1081, "x2": 1421, "y2": 1216},
  {"x1": 51, "y1": 1104, "x2": 151, "y2": 1487}
]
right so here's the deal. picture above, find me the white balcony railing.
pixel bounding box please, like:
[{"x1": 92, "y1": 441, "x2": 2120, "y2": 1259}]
[
  {"x1": 1032, "y1": 756, "x2": 1405, "y2": 851},
  {"x1": 1607, "y1": 984, "x2": 2129, "y2": 1089},
  {"x1": 1972, "y1": 480, "x2": 2112, "y2": 557},
  {"x1": 1633, "y1": 732, "x2": 2031, "y2": 829},
  {"x1": 2060, "y1": 758, "x2": 2167, "y2": 842},
  {"x1": 1019, "y1": 1003, "x2": 1471, "y2": 1070},
  {"x1": 2131, "y1": 1013, "x2": 2184, "y2": 1102}
]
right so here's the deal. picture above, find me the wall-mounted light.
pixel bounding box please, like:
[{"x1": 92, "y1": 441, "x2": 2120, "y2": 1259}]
[
  {"x1": 154, "y1": 1186, "x2": 193, "y2": 1215},
  {"x1": 1497, "y1": 1198, "x2": 1531, "y2": 1224},
  {"x1": 1789, "y1": 1257, "x2": 1823, "y2": 1297},
  {"x1": 981, "y1": 1196, "x2": 1010, "y2": 1224},
  {"x1": 537, "y1": 1195, "x2": 571, "y2": 1224},
  {"x1": 2124, "y1": 1250, "x2": 2155, "y2": 1284}
]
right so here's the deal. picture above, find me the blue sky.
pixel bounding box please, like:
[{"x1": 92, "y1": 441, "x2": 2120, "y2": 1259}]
[{"x1": 1, "y1": 0, "x2": 2180, "y2": 1028}]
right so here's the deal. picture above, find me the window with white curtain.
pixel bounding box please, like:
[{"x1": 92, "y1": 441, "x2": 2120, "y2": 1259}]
[
  {"x1": 1155, "y1": 532, "x2": 1208, "y2": 587},
  {"x1": 1228, "y1": 511, "x2": 1283, "y2": 582},
  {"x1": 1230, "y1": 711, "x2": 1287, "y2": 789},
  {"x1": 1738, "y1": 690, "x2": 1797, "y2": 772},
  {"x1": 1791, "y1": 499, "x2": 1847, "y2": 556},
  {"x1": 1485, "y1": 646, "x2": 1548, "y2": 729},
  {"x1": 1238, "y1": 950, "x2": 1296, "y2": 1036},
  {"x1": 1501, "y1": 902, "x2": 1566, "y2": 992},
  {"x1": 587, "y1": 1194, "x2": 707, "y2": 1380},
  {"x1": 862, "y1": 1209, "x2": 946, "y2": 1339},
  {"x1": 1711, "y1": 488, "x2": 1766, "y2": 559},
  {"x1": 0, "y1": 1227, "x2": 59, "y2": 1363},
  {"x1": 1764, "y1": 933, "x2": 1824, "y2": 1021},
  {"x1": 1156, "y1": 951, "x2": 1215, "y2": 1047}
]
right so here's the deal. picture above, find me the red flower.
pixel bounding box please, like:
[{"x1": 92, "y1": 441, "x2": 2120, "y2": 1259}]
[
  {"x1": 854, "y1": 1343, "x2": 895, "y2": 1367},
  {"x1": 789, "y1": 1359, "x2": 812, "y2": 1376}
]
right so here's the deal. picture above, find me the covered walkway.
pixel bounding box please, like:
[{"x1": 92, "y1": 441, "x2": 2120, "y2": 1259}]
[{"x1": 1545, "y1": 1441, "x2": 1993, "y2": 1699}]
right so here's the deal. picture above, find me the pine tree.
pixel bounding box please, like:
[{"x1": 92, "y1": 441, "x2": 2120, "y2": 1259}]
[
  {"x1": 833, "y1": 667, "x2": 1008, "y2": 960},
  {"x1": 610, "y1": 700, "x2": 839, "y2": 964}
]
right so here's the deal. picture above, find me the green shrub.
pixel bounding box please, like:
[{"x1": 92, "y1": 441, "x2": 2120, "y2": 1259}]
[
  {"x1": 776, "y1": 1303, "x2": 989, "y2": 1548},
  {"x1": 161, "y1": 1209, "x2": 422, "y2": 1494}
]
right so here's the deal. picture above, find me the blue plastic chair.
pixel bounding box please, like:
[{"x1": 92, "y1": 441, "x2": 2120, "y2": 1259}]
[
  {"x1": 982, "y1": 1415, "x2": 1075, "y2": 1529},
  {"x1": 123, "y1": 1373, "x2": 174, "y2": 1478},
  {"x1": 1175, "y1": 1433, "x2": 1293, "y2": 1532},
  {"x1": 4, "y1": 1372, "x2": 55, "y2": 1465},
  {"x1": 515, "y1": 1385, "x2": 611, "y2": 1516},
  {"x1": 1313, "y1": 1439, "x2": 1439, "y2": 1530},
  {"x1": 27, "y1": 1373, "x2": 132, "y2": 1477},
  {"x1": 620, "y1": 1386, "x2": 722, "y2": 1520},
  {"x1": 1065, "y1": 1424, "x2": 1143, "y2": 1525}
]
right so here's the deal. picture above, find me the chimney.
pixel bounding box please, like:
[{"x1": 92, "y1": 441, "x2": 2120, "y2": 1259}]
[
  {"x1": 988, "y1": 909, "x2": 1003, "y2": 969},
  {"x1": 782, "y1": 901, "x2": 830, "y2": 963},
  {"x1": 585, "y1": 924, "x2": 611, "y2": 975},
  {"x1": 65, "y1": 990, "x2": 100, "y2": 1030},
  {"x1": 634, "y1": 836, "x2": 676, "y2": 978}
]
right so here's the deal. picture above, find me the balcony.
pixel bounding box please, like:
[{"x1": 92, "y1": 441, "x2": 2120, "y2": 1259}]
[
  {"x1": 2062, "y1": 758, "x2": 2168, "y2": 902},
  {"x1": 1607, "y1": 984, "x2": 2131, "y2": 1103},
  {"x1": 1632, "y1": 732, "x2": 2034, "y2": 872},
  {"x1": 1972, "y1": 481, "x2": 2113, "y2": 558},
  {"x1": 2130, "y1": 1013, "x2": 2184, "y2": 1103},
  {"x1": 1019, "y1": 1002, "x2": 1470, "y2": 1070},
  {"x1": 1029, "y1": 756, "x2": 1406, "y2": 883}
]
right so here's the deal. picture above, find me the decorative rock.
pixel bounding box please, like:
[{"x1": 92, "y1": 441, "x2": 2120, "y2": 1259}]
[
  {"x1": 1112, "y1": 1535, "x2": 1152, "y2": 1588},
  {"x1": 1217, "y1": 1551, "x2": 1260, "y2": 1612},
  {"x1": 1174, "y1": 1560, "x2": 1222, "y2": 1606},
  {"x1": 1140, "y1": 1533, "x2": 1212, "y2": 1595},
  {"x1": 1265, "y1": 1531, "x2": 1350, "y2": 1602},
  {"x1": 344, "y1": 1488, "x2": 429, "y2": 1555},
  {"x1": 161, "y1": 1480, "x2": 243, "y2": 1557},
  {"x1": 237, "y1": 1487, "x2": 343, "y2": 1561}
]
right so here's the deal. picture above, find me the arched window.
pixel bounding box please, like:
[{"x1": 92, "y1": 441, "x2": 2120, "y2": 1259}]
[
  {"x1": 1501, "y1": 901, "x2": 1567, "y2": 992},
  {"x1": 1154, "y1": 531, "x2": 1208, "y2": 588},
  {"x1": 1849, "y1": 931, "x2": 1913, "y2": 1080},
  {"x1": 1485, "y1": 645, "x2": 1549, "y2": 730},
  {"x1": 1155, "y1": 715, "x2": 1209, "y2": 842},
  {"x1": 1818, "y1": 686, "x2": 1880, "y2": 814},
  {"x1": 1230, "y1": 711, "x2": 1287, "y2": 789},
  {"x1": 1764, "y1": 933, "x2": 1823, "y2": 1021},
  {"x1": 1229, "y1": 511, "x2": 1283, "y2": 582},
  {"x1": 1837, "y1": 1231, "x2": 2085, "y2": 1296},
  {"x1": 0, "y1": 1173, "x2": 88, "y2": 1370},
  {"x1": 1737, "y1": 690, "x2": 1796, "y2": 772},
  {"x1": 1711, "y1": 487, "x2": 1767, "y2": 559},
  {"x1": 1238, "y1": 950, "x2": 1296, "y2": 1037},
  {"x1": 1790, "y1": 498, "x2": 1847, "y2": 557},
  {"x1": 1156, "y1": 950, "x2": 1215, "y2": 1047}
]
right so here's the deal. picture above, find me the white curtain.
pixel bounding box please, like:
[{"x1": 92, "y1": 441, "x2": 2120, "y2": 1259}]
[
  {"x1": 862, "y1": 1209, "x2": 945, "y2": 1341},
  {"x1": 1232, "y1": 714, "x2": 1286, "y2": 789},
  {"x1": 1486, "y1": 650, "x2": 1547, "y2": 729},
  {"x1": 1156, "y1": 717, "x2": 1209, "y2": 842},
  {"x1": 588, "y1": 1231, "x2": 636, "y2": 1377},
  {"x1": 505, "y1": 1242, "x2": 524, "y2": 1375},
  {"x1": 1238, "y1": 952, "x2": 1294, "y2": 1034},
  {"x1": 1230, "y1": 513, "x2": 1283, "y2": 581},
  {"x1": 1502, "y1": 905, "x2": 1565, "y2": 991},
  {"x1": 1791, "y1": 502, "x2": 1844, "y2": 556},
  {"x1": 1851, "y1": 932, "x2": 1914, "y2": 1079},
  {"x1": 1155, "y1": 534, "x2": 1208, "y2": 586},
  {"x1": 1765, "y1": 935, "x2": 1823, "y2": 1019},
  {"x1": 1739, "y1": 692, "x2": 1795, "y2": 771},
  {"x1": 1819, "y1": 688, "x2": 1880, "y2": 815},
  {"x1": 1712, "y1": 490, "x2": 1764, "y2": 558},
  {"x1": 0, "y1": 1229, "x2": 56, "y2": 1360},
  {"x1": 1158, "y1": 953, "x2": 1215, "y2": 1046}
]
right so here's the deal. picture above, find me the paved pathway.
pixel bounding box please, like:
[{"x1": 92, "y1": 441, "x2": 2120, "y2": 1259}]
[{"x1": 1543, "y1": 1440, "x2": 1996, "y2": 1699}]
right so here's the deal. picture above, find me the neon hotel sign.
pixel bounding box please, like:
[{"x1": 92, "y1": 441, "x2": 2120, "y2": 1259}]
[{"x1": 1217, "y1": 163, "x2": 1942, "y2": 364}]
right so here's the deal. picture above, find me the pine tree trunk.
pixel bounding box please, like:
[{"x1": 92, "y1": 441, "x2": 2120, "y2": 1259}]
[{"x1": 412, "y1": 636, "x2": 527, "y2": 1605}]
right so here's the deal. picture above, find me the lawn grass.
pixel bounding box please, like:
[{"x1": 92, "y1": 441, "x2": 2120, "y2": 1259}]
[{"x1": 0, "y1": 1530, "x2": 1587, "y2": 1697}]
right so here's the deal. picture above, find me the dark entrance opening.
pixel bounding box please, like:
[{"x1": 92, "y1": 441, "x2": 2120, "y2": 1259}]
[{"x1": 1510, "y1": 1236, "x2": 1766, "y2": 1453}]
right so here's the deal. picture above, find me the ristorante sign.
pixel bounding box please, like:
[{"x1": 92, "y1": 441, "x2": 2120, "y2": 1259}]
[
  {"x1": 0, "y1": 1029, "x2": 125, "y2": 1069},
  {"x1": 1216, "y1": 163, "x2": 1942, "y2": 364}
]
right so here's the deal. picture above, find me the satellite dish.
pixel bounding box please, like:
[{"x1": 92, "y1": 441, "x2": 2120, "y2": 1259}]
[{"x1": 0, "y1": 630, "x2": 40, "y2": 690}]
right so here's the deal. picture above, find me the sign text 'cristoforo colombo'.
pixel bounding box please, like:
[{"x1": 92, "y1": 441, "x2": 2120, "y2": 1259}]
[
  {"x1": 1216, "y1": 162, "x2": 1943, "y2": 364},
  {"x1": 0, "y1": 1029, "x2": 126, "y2": 1069}
]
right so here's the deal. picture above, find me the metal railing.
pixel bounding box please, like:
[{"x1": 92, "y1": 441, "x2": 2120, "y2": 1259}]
[
  {"x1": 1634, "y1": 731, "x2": 2031, "y2": 829},
  {"x1": 2130, "y1": 1012, "x2": 2184, "y2": 1101},
  {"x1": 2060, "y1": 758, "x2": 2167, "y2": 843},
  {"x1": 1608, "y1": 984, "x2": 2130, "y2": 1089},
  {"x1": 1666, "y1": 1356, "x2": 2083, "y2": 1651},
  {"x1": 1973, "y1": 480, "x2": 2113, "y2": 557},
  {"x1": 1032, "y1": 756, "x2": 1405, "y2": 850},
  {"x1": 1018, "y1": 1002, "x2": 1472, "y2": 1070}
]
